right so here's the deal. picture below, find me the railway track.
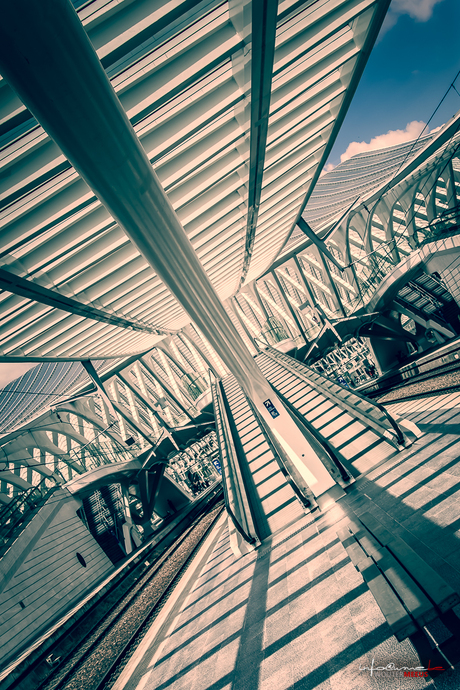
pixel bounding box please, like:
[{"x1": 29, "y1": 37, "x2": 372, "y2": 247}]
[
  {"x1": 7, "y1": 491, "x2": 224, "y2": 690},
  {"x1": 376, "y1": 365, "x2": 460, "y2": 403},
  {"x1": 356, "y1": 339, "x2": 460, "y2": 403}
]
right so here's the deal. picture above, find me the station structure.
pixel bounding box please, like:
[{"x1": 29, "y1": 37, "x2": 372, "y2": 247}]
[{"x1": 1, "y1": 0, "x2": 460, "y2": 688}]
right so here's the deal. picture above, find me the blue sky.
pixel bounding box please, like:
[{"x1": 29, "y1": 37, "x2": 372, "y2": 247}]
[{"x1": 327, "y1": 0, "x2": 460, "y2": 166}]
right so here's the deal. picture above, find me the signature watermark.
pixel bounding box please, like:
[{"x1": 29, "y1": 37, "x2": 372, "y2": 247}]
[{"x1": 359, "y1": 658, "x2": 445, "y2": 677}]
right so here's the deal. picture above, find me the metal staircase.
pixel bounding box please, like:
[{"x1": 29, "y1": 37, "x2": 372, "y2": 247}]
[{"x1": 81, "y1": 487, "x2": 126, "y2": 564}]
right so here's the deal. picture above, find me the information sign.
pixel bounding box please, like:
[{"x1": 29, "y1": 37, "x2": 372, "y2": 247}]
[{"x1": 263, "y1": 399, "x2": 280, "y2": 418}]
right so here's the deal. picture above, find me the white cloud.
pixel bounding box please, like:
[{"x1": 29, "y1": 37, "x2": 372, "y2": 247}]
[
  {"x1": 380, "y1": 0, "x2": 446, "y2": 36},
  {"x1": 340, "y1": 120, "x2": 427, "y2": 163},
  {"x1": 0, "y1": 363, "x2": 36, "y2": 390},
  {"x1": 320, "y1": 162, "x2": 336, "y2": 176},
  {"x1": 390, "y1": 0, "x2": 445, "y2": 21}
]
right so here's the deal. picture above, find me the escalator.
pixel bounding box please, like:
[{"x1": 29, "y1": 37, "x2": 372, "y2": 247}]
[
  {"x1": 220, "y1": 375, "x2": 307, "y2": 540},
  {"x1": 211, "y1": 346, "x2": 415, "y2": 552},
  {"x1": 255, "y1": 349, "x2": 410, "y2": 476}
]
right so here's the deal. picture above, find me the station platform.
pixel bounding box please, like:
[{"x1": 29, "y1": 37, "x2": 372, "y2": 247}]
[{"x1": 114, "y1": 392, "x2": 460, "y2": 690}]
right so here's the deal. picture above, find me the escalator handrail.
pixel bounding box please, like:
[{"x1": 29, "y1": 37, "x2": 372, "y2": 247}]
[
  {"x1": 210, "y1": 378, "x2": 259, "y2": 546},
  {"x1": 226, "y1": 503, "x2": 257, "y2": 545}
]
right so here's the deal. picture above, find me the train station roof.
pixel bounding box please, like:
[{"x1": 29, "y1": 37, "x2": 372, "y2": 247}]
[{"x1": 0, "y1": 0, "x2": 390, "y2": 362}]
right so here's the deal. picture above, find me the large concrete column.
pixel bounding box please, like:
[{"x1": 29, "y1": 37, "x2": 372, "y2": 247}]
[{"x1": 0, "y1": 0, "x2": 336, "y2": 501}]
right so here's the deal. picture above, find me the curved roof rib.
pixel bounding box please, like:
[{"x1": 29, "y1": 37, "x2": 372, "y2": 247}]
[{"x1": 0, "y1": 0, "x2": 390, "y2": 361}]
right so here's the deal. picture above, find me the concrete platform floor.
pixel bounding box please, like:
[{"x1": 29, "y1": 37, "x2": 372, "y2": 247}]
[{"x1": 116, "y1": 392, "x2": 460, "y2": 690}]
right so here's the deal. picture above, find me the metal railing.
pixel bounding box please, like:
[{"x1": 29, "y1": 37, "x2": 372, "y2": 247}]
[
  {"x1": 0, "y1": 479, "x2": 60, "y2": 558},
  {"x1": 416, "y1": 205, "x2": 460, "y2": 246}
]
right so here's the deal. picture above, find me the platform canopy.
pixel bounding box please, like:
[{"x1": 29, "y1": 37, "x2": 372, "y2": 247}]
[{"x1": 0, "y1": 0, "x2": 389, "y2": 361}]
